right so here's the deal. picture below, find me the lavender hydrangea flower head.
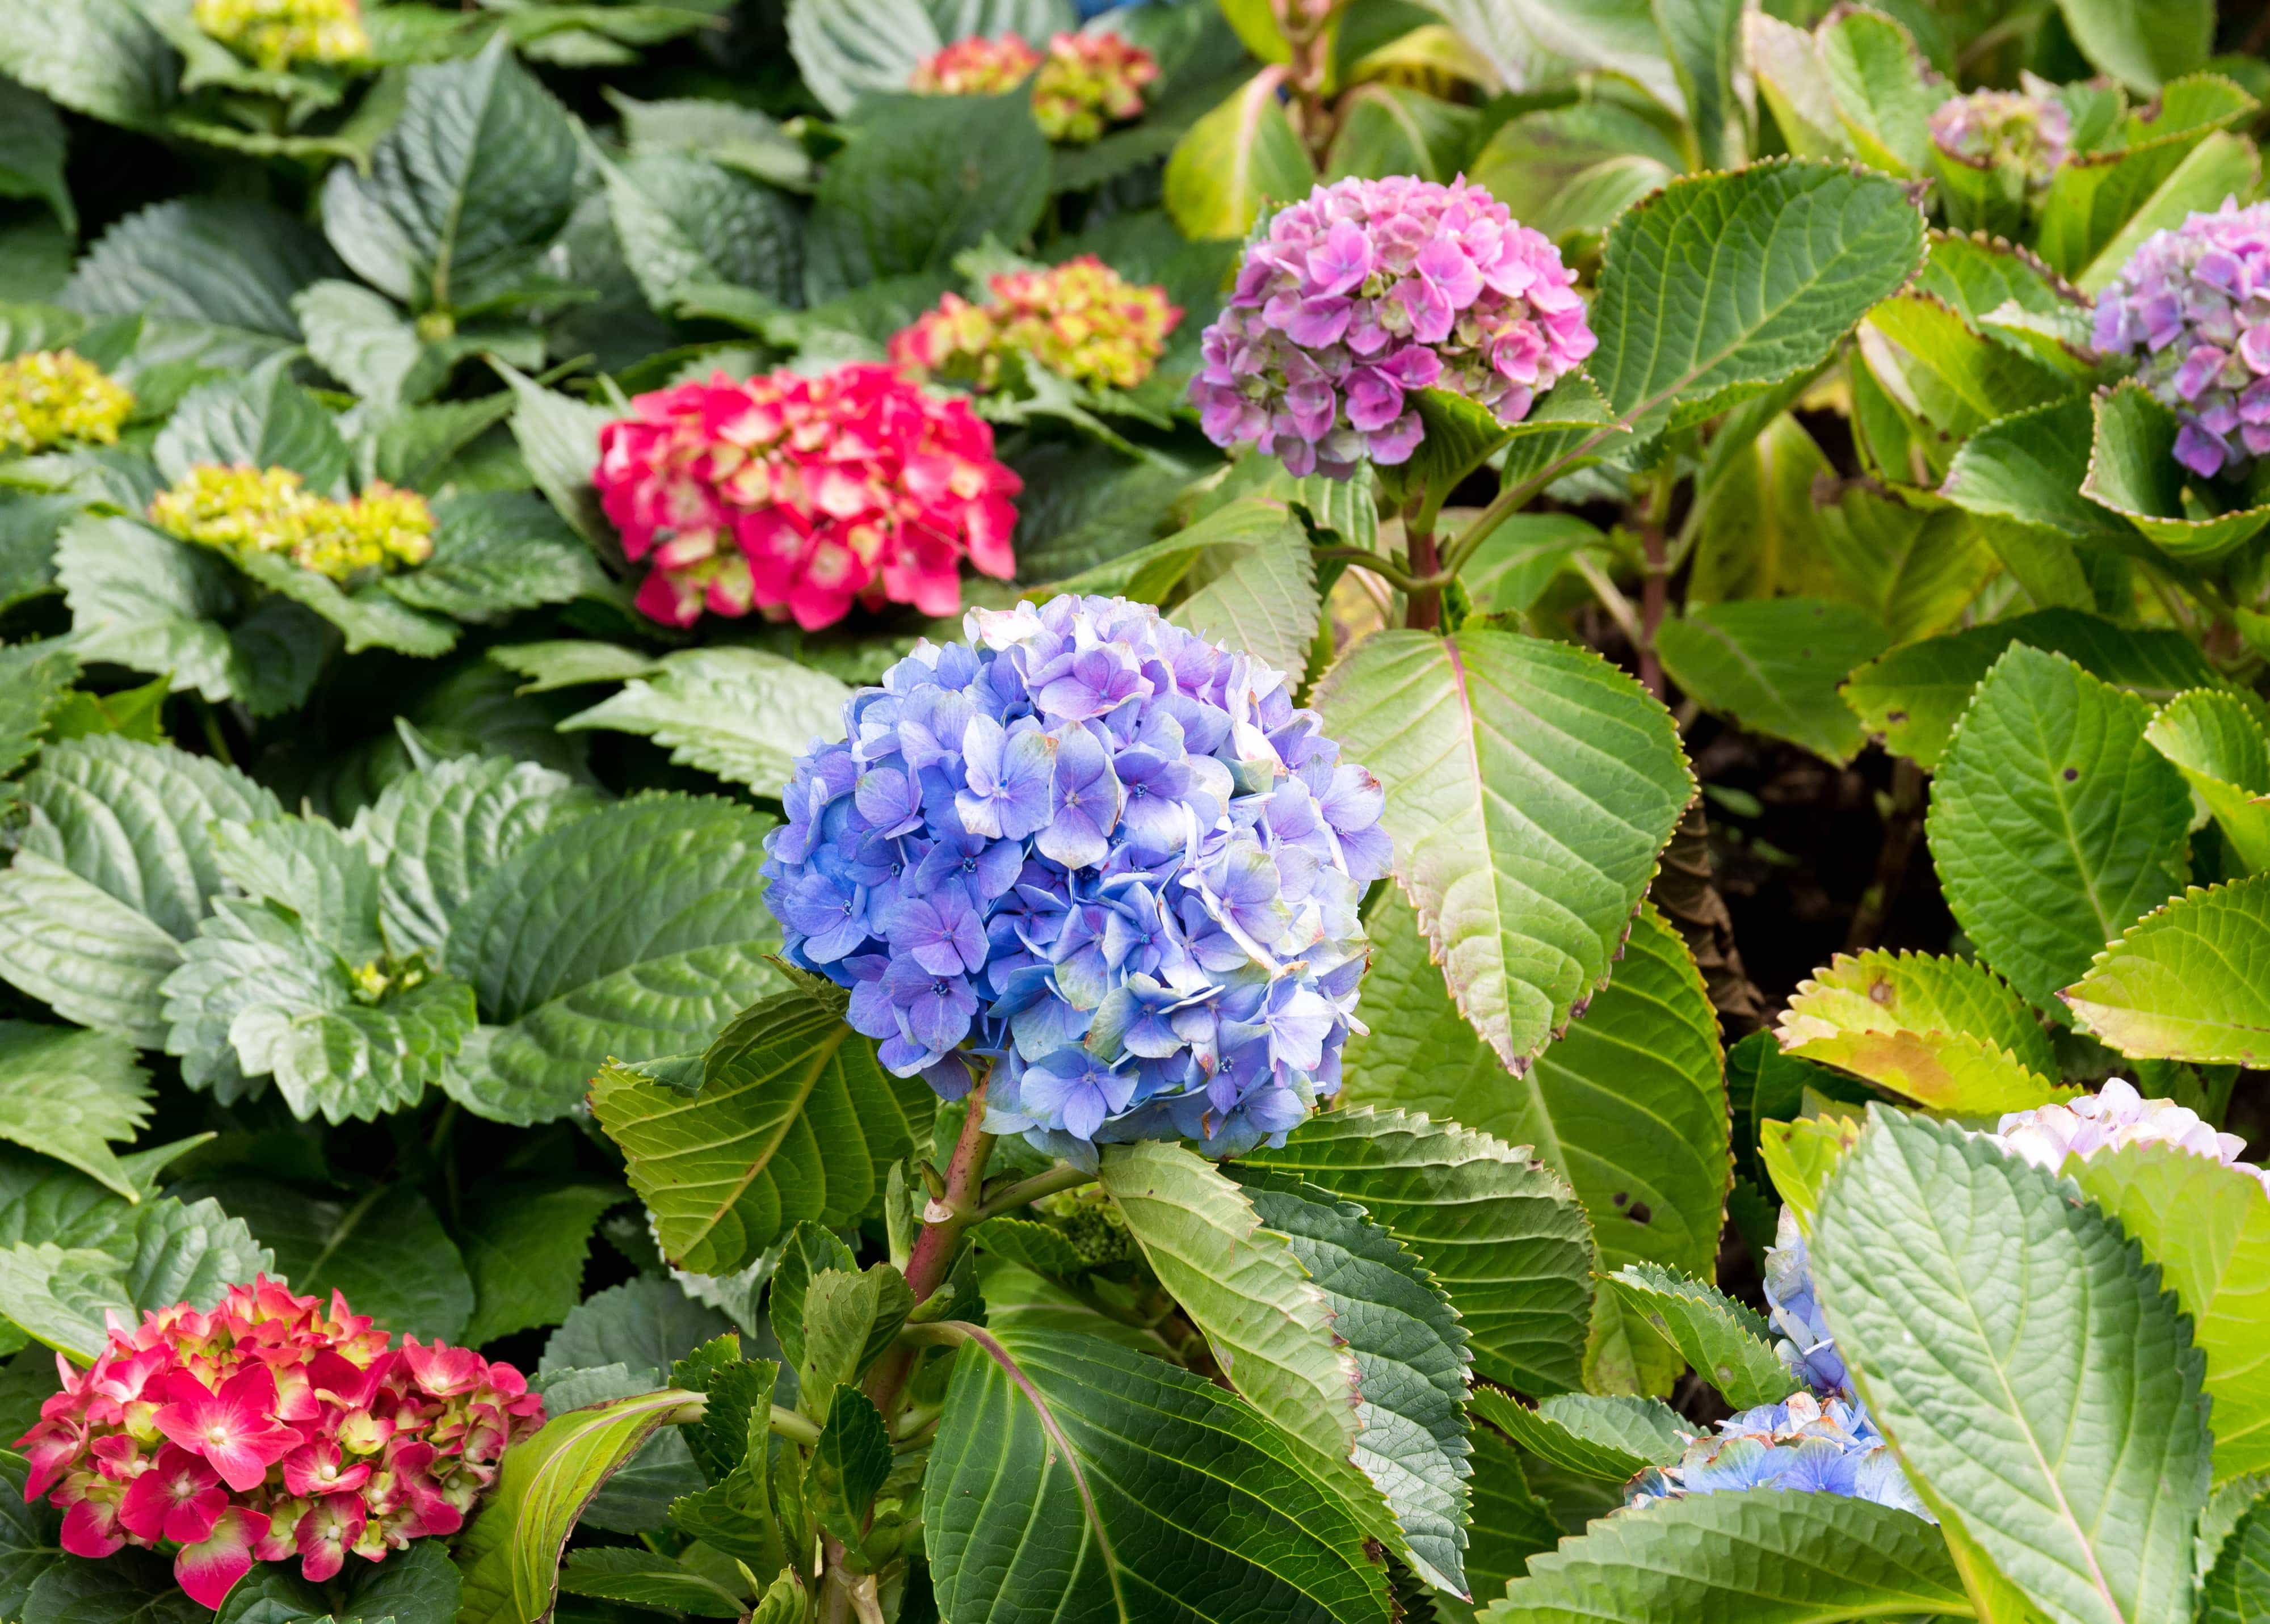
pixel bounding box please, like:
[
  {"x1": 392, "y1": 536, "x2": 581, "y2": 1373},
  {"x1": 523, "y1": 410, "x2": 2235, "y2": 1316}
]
[
  {"x1": 1992, "y1": 1076, "x2": 2269, "y2": 1195},
  {"x1": 1928, "y1": 87, "x2": 2071, "y2": 187},
  {"x1": 1189, "y1": 176, "x2": 1596, "y2": 479},
  {"x1": 762, "y1": 595, "x2": 1391, "y2": 1162},
  {"x1": 2092, "y1": 198, "x2": 2270, "y2": 478}
]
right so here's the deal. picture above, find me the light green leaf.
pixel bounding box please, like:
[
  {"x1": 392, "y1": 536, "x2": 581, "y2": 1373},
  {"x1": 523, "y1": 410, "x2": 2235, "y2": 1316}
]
[
  {"x1": 1744, "y1": 11, "x2": 1849, "y2": 159},
  {"x1": 153, "y1": 365, "x2": 350, "y2": 493},
  {"x1": 1926, "y1": 646, "x2": 2193, "y2": 1009},
  {"x1": 609, "y1": 91, "x2": 814, "y2": 190},
  {"x1": 1813, "y1": 484, "x2": 1996, "y2": 644},
  {"x1": 606, "y1": 153, "x2": 802, "y2": 314},
  {"x1": 1471, "y1": 1387, "x2": 1688, "y2": 1482},
  {"x1": 0, "y1": 0, "x2": 170, "y2": 128},
  {"x1": 380, "y1": 492, "x2": 605, "y2": 625},
  {"x1": 2062, "y1": 1142, "x2": 2270, "y2": 1484},
  {"x1": 794, "y1": 1265, "x2": 911, "y2": 1416},
  {"x1": 1756, "y1": 1113, "x2": 1861, "y2": 1232},
  {"x1": 186, "y1": 1179, "x2": 473, "y2": 1340},
  {"x1": 456, "y1": 1387, "x2": 709, "y2": 1624},
  {"x1": 784, "y1": 0, "x2": 941, "y2": 115},
  {"x1": 1313, "y1": 627, "x2": 1692, "y2": 1073},
  {"x1": 1464, "y1": 104, "x2": 1683, "y2": 248},
  {"x1": 1587, "y1": 161, "x2": 1926, "y2": 437},
  {"x1": 0, "y1": 856, "x2": 180, "y2": 1047},
  {"x1": 0, "y1": 1195, "x2": 272, "y2": 1358},
  {"x1": 559, "y1": 648, "x2": 851, "y2": 799},
  {"x1": 1657, "y1": 598, "x2": 1891, "y2": 764},
  {"x1": 0, "y1": 1024, "x2": 150, "y2": 1201},
  {"x1": 1818, "y1": 6, "x2": 1940, "y2": 175},
  {"x1": 2061, "y1": 874, "x2": 2270, "y2": 1065},
  {"x1": 1322, "y1": 83, "x2": 1481, "y2": 186},
  {"x1": 497, "y1": 365, "x2": 615, "y2": 549},
  {"x1": 1240, "y1": 1106, "x2": 1596, "y2": 1397},
  {"x1": 1858, "y1": 292, "x2": 2074, "y2": 455},
  {"x1": 2145, "y1": 689, "x2": 2270, "y2": 873},
  {"x1": 2055, "y1": 0, "x2": 2210, "y2": 93},
  {"x1": 491, "y1": 640, "x2": 663, "y2": 694},
  {"x1": 1652, "y1": 0, "x2": 1742, "y2": 169},
  {"x1": 212, "y1": 815, "x2": 383, "y2": 961},
  {"x1": 811, "y1": 1384, "x2": 892, "y2": 1550},
  {"x1": 1168, "y1": 506, "x2": 1319, "y2": 678},
  {"x1": 1163, "y1": 69, "x2": 1315, "y2": 241},
  {"x1": 229, "y1": 548, "x2": 459, "y2": 659},
  {"x1": 1464, "y1": 1431, "x2": 1577, "y2": 1597},
  {"x1": 294, "y1": 279, "x2": 447, "y2": 408},
  {"x1": 459, "y1": 1180, "x2": 624, "y2": 1347},
  {"x1": 1477, "y1": 1491, "x2": 1970, "y2": 1623},
  {"x1": 2075, "y1": 132, "x2": 2261, "y2": 296},
  {"x1": 2084, "y1": 382, "x2": 2270, "y2": 565},
  {"x1": 1599, "y1": 1265, "x2": 1796, "y2": 1410},
  {"x1": 559, "y1": 1549, "x2": 745, "y2": 1618},
  {"x1": 589, "y1": 981, "x2": 934, "y2": 1274},
  {"x1": 1405, "y1": 0, "x2": 1679, "y2": 112},
  {"x1": 1393, "y1": 377, "x2": 1617, "y2": 537},
  {"x1": 61, "y1": 198, "x2": 329, "y2": 355},
  {"x1": 1941, "y1": 397, "x2": 2130, "y2": 542},
  {"x1": 926, "y1": 1326, "x2": 1392, "y2": 1624},
  {"x1": 2034, "y1": 77, "x2": 2259, "y2": 284},
  {"x1": 1776, "y1": 949, "x2": 2066, "y2": 1114},
  {"x1": 1814, "y1": 1108, "x2": 2212, "y2": 1624}
]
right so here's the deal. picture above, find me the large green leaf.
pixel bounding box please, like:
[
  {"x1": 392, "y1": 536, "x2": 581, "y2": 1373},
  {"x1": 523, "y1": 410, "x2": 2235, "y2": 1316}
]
[
  {"x1": 2055, "y1": 0, "x2": 2210, "y2": 93},
  {"x1": 1811, "y1": 485, "x2": 1995, "y2": 645},
  {"x1": 784, "y1": 0, "x2": 942, "y2": 115},
  {"x1": 1311, "y1": 628, "x2": 1692, "y2": 1074},
  {"x1": 541, "y1": 1278, "x2": 733, "y2": 1379},
  {"x1": 2063, "y1": 1143, "x2": 2270, "y2": 1485},
  {"x1": 1168, "y1": 504, "x2": 1321, "y2": 678},
  {"x1": 1857, "y1": 291, "x2": 2074, "y2": 449},
  {"x1": 153, "y1": 365, "x2": 350, "y2": 494},
  {"x1": 183, "y1": 1179, "x2": 473, "y2": 1341},
  {"x1": 459, "y1": 1180, "x2": 624, "y2": 1347},
  {"x1": 559, "y1": 649, "x2": 852, "y2": 800},
  {"x1": 1656, "y1": 598, "x2": 1891, "y2": 764},
  {"x1": 2201, "y1": 1492, "x2": 2270, "y2": 1624},
  {"x1": 0, "y1": 0, "x2": 169, "y2": 128},
  {"x1": 1464, "y1": 104, "x2": 1682, "y2": 249},
  {"x1": 456, "y1": 1387, "x2": 709, "y2": 1624},
  {"x1": 610, "y1": 91, "x2": 814, "y2": 190},
  {"x1": 2146, "y1": 690, "x2": 2270, "y2": 873},
  {"x1": 0, "y1": 1024, "x2": 150, "y2": 1201},
  {"x1": 1162, "y1": 69, "x2": 1314, "y2": 241},
  {"x1": 589, "y1": 981, "x2": 934, "y2": 1274},
  {"x1": 1817, "y1": 6, "x2": 1938, "y2": 175},
  {"x1": 2084, "y1": 382, "x2": 2270, "y2": 565},
  {"x1": 380, "y1": 492, "x2": 604, "y2": 626},
  {"x1": 1470, "y1": 1387, "x2": 1688, "y2": 1482},
  {"x1": 61, "y1": 199, "x2": 331, "y2": 348},
  {"x1": 606, "y1": 153, "x2": 802, "y2": 315},
  {"x1": 1405, "y1": 0, "x2": 1677, "y2": 112},
  {"x1": 443, "y1": 794, "x2": 789, "y2": 1124},
  {"x1": 0, "y1": 1457, "x2": 63, "y2": 1617},
  {"x1": 1926, "y1": 646, "x2": 2193, "y2": 1009},
  {"x1": 925, "y1": 1326, "x2": 1391, "y2": 1624},
  {"x1": 1586, "y1": 160, "x2": 1926, "y2": 437},
  {"x1": 1239, "y1": 1107, "x2": 1596, "y2": 1396},
  {"x1": 1598, "y1": 1265, "x2": 1796, "y2": 1410},
  {"x1": 1814, "y1": 1109, "x2": 2212, "y2": 1624},
  {"x1": 2061, "y1": 876, "x2": 2270, "y2": 1065},
  {"x1": 1477, "y1": 1491, "x2": 1970, "y2": 1623},
  {"x1": 1341, "y1": 895, "x2": 1726, "y2": 1397},
  {"x1": 1941, "y1": 397, "x2": 2133, "y2": 544},
  {"x1": 321, "y1": 39, "x2": 580, "y2": 314},
  {"x1": 0, "y1": 1196, "x2": 272, "y2": 1358}
]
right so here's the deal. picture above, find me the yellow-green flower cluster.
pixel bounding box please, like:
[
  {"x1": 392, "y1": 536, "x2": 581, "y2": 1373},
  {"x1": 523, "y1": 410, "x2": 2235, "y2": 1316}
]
[
  {"x1": 148, "y1": 465, "x2": 435, "y2": 580},
  {"x1": 0, "y1": 350, "x2": 133, "y2": 454},
  {"x1": 889, "y1": 257, "x2": 1182, "y2": 393},
  {"x1": 191, "y1": 0, "x2": 368, "y2": 71}
]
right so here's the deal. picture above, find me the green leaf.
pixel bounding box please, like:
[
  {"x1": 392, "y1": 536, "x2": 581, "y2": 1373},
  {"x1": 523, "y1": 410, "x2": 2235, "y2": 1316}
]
[
  {"x1": 294, "y1": 279, "x2": 448, "y2": 409},
  {"x1": 0, "y1": 1457, "x2": 62, "y2": 1617},
  {"x1": 1814, "y1": 1108, "x2": 2212, "y2": 1624},
  {"x1": 1775, "y1": 949, "x2": 2066, "y2": 1114},
  {"x1": 1311, "y1": 628, "x2": 1692, "y2": 1073},
  {"x1": 1464, "y1": 104, "x2": 1682, "y2": 249},
  {"x1": 1393, "y1": 377, "x2": 1617, "y2": 536},
  {"x1": 1163, "y1": 69, "x2": 1315, "y2": 240},
  {"x1": 542, "y1": 1278, "x2": 733, "y2": 1379},
  {"x1": 1652, "y1": 0, "x2": 1743, "y2": 169},
  {"x1": 22, "y1": 1553, "x2": 203, "y2": 1624},
  {"x1": 812, "y1": 1385, "x2": 892, "y2": 1549},
  {"x1": 1239, "y1": 1106, "x2": 1596, "y2": 1397},
  {"x1": 2075, "y1": 132, "x2": 2262, "y2": 297},
  {"x1": 559, "y1": 1549, "x2": 745, "y2": 1618},
  {"x1": 1477, "y1": 1491, "x2": 1970, "y2": 1623},
  {"x1": 1587, "y1": 160, "x2": 1926, "y2": 437},
  {"x1": 2055, "y1": 0, "x2": 2210, "y2": 92},
  {"x1": 589, "y1": 981, "x2": 934, "y2": 1274},
  {"x1": 0, "y1": 1195, "x2": 272, "y2": 1358},
  {"x1": 61, "y1": 199, "x2": 331, "y2": 352},
  {"x1": 0, "y1": 81, "x2": 70, "y2": 232},
  {"x1": 456, "y1": 1386, "x2": 709, "y2": 1624},
  {"x1": 1927, "y1": 645, "x2": 2194, "y2": 1010},
  {"x1": 797, "y1": 1265, "x2": 913, "y2": 1411},
  {"x1": 321, "y1": 39, "x2": 581, "y2": 314},
  {"x1": 1167, "y1": 505, "x2": 1319, "y2": 678},
  {"x1": 2061, "y1": 1142, "x2": 2270, "y2": 1485},
  {"x1": 380, "y1": 492, "x2": 604, "y2": 625},
  {"x1": 491, "y1": 639, "x2": 662, "y2": 693},
  {"x1": 230, "y1": 548, "x2": 460, "y2": 659},
  {"x1": 606, "y1": 153, "x2": 803, "y2": 315},
  {"x1": 1229, "y1": 1169, "x2": 1476, "y2": 1596},
  {"x1": 153, "y1": 365, "x2": 351, "y2": 494},
  {"x1": 559, "y1": 648, "x2": 852, "y2": 799},
  {"x1": 2145, "y1": 689, "x2": 2270, "y2": 872},
  {"x1": 1463, "y1": 1431, "x2": 1572, "y2": 1596},
  {"x1": 1470, "y1": 1386, "x2": 1688, "y2": 1482},
  {"x1": 769, "y1": 1221, "x2": 859, "y2": 1374},
  {"x1": 0, "y1": 0, "x2": 169, "y2": 129},
  {"x1": 1813, "y1": 485, "x2": 1996, "y2": 645},
  {"x1": 925, "y1": 1326, "x2": 1392, "y2": 1624},
  {"x1": 2061, "y1": 874, "x2": 2270, "y2": 1065},
  {"x1": 609, "y1": 91, "x2": 814, "y2": 190},
  {"x1": 1744, "y1": 11, "x2": 1850, "y2": 160},
  {"x1": 803, "y1": 92, "x2": 1049, "y2": 302},
  {"x1": 459, "y1": 1180, "x2": 623, "y2": 1347},
  {"x1": 497, "y1": 365, "x2": 615, "y2": 549},
  {"x1": 2200, "y1": 1492, "x2": 2270, "y2": 1624},
  {"x1": 784, "y1": 0, "x2": 942, "y2": 116},
  {"x1": 2084, "y1": 382, "x2": 2270, "y2": 564},
  {"x1": 1322, "y1": 84, "x2": 1479, "y2": 186},
  {"x1": 1757, "y1": 1113, "x2": 1863, "y2": 1232},
  {"x1": 2034, "y1": 77, "x2": 2260, "y2": 284},
  {"x1": 0, "y1": 1024, "x2": 150, "y2": 1201},
  {"x1": 1857, "y1": 292, "x2": 2074, "y2": 449},
  {"x1": 0, "y1": 856, "x2": 180, "y2": 1049},
  {"x1": 1657, "y1": 598, "x2": 1891, "y2": 764},
  {"x1": 444, "y1": 794, "x2": 789, "y2": 1125},
  {"x1": 1941, "y1": 397, "x2": 2130, "y2": 542},
  {"x1": 1841, "y1": 607, "x2": 2222, "y2": 770},
  {"x1": 1340, "y1": 895, "x2": 1725, "y2": 1397},
  {"x1": 1817, "y1": 6, "x2": 1939, "y2": 175},
  {"x1": 1599, "y1": 1265, "x2": 1796, "y2": 1410},
  {"x1": 1406, "y1": 0, "x2": 1678, "y2": 112}
]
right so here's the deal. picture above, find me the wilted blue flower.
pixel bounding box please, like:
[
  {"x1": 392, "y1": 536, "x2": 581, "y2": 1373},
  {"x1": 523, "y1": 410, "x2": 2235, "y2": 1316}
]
[
  {"x1": 2093, "y1": 198, "x2": 2270, "y2": 478},
  {"x1": 763, "y1": 595, "x2": 1390, "y2": 1161}
]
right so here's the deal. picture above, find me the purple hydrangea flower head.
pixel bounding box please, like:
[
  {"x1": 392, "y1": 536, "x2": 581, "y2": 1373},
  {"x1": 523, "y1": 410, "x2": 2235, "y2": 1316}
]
[
  {"x1": 2092, "y1": 198, "x2": 2270, "y2": 478},
  {"x1": 1928, "y1": 87, "x2": 2071, "y2": 187},
  {"x1": 1991, "y1": 1076, "x2": 2270, "y2": 1195},
  {"x1": 1189, "y1": 176, "x2": 1597, "y2": 479},
  {"x1": 761, "y1": 594, "x2": 1390, "y2": 1163}
]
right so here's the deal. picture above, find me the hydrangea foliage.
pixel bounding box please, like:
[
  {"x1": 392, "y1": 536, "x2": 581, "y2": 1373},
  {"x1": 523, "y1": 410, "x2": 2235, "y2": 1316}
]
[
  {"x1": 763, "y1": 595, "x2": 1390, "y2": 1158},
  {"x1": 909, "y1": 31, "x2": 1157, "y2": 143},
  {"x1": 890, "y1": 257, "x2": 1182, "y2": 393},
  {"x1": 18, "y1": 1278, "x2": 541, "y2": 1608},
  {"x1": 1927, "y1": 87, "x2": 2071, "y2": 186},
  {"x1": 2092, "y1": 198, "x2": 2270, "y2": 479},
  {"x1": 592, "y1": 365, "x2": 1022, "y2": 630},
  {"x1": 1992, "y1": 1076, "x2": 2270, "y2": 1194},
  {"x1": 1191, "y1": 176, "x2": 1596, "y2": 477},
  {"x1": 0, "y1": 350, "x2": 133, "y2": 454},
  {"x1": 191, "y1": 0, "x2": 368, "y2": 70},
  {"x1": 148, "y1": 467, "x2": 435, "y2": 579}
]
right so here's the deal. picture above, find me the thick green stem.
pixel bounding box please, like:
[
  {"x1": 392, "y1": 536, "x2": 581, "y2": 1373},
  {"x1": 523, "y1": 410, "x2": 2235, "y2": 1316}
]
[{"x1": 973, "y1": 1162, "x2": 1094, "y2": 1222}]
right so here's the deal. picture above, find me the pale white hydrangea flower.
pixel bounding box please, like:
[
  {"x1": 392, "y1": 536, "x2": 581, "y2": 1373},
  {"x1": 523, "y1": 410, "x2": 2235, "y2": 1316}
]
[{"x1": 1992, "y1": 1078, "x2": 2268, "y2": 1196}]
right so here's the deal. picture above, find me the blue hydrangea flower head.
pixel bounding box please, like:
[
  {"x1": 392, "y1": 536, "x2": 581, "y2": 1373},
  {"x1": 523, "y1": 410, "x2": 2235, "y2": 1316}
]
[
  {"x1": 763, "y1": 594, "x2": 1392, "y2": 1162},
  {"x1": 1764, "y1": 1205, "x2": 1847, "y2": 1395}
]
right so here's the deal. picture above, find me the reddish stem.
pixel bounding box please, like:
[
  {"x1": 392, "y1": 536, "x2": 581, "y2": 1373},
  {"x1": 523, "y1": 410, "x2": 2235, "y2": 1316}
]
[
  {"x1": 865, "y1": 1078, "x2": 995, "y2": 1417},
  {"x1": 1405, "y1": 522, "x2": 1442, "y2": 630}
]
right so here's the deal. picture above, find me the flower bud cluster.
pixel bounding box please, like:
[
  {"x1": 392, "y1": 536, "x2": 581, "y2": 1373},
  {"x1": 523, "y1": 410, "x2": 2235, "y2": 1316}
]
[
  {"x1": 2092, "y1": 198, "x2": 2270, "y2": 478},
  {"x1": 763, "y1": 595, "x2": 1389, "y2": 1159},
  {"x1": 1993, "y1": 1076, "x2": 2269, "y2": 1194},
  {"x1": 148, "y1": 466, "x2": 435, "y2": 580},
  {"x1": 593, "y1": 365, "x2": 1021, "y2": 630},
  {"x1": 18, "y1": 1278, "x2": 541, "y2": 1609},
  {"x1": 0, "y1": 350, "x2": 133, "y2": 454},
  {"x1": 909, "y1": 31, "x2": 1157, "y2": 144},
  {"x1": 1192, "y1": 176, "x2": 1596, "y2": 478},
  {"x1": 1928, "y1": 88, "x2": 2072, "y2": 187},
  {"x1": 890, "y1": 257, "x2": 1182, "y2": 393},
  {"x1": 191, "y1": 0, "x2": 368, "y2": 70}
]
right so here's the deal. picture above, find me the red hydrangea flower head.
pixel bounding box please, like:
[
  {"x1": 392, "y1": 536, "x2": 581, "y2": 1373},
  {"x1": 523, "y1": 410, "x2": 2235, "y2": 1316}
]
[
  {"x1": 593, "y1": 364, "x2": 1022, "y2": 630},
  {"x1": 16, "y1": 1277, "x2": 541, "y2": 1610}
]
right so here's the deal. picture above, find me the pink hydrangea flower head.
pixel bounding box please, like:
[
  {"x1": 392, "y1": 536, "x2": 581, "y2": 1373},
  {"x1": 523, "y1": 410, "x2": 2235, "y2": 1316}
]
[
  {"x1": 594, "y1": 366, "x2": 1022, "y2": 631},
  {"x1": 909, "y1": 31, "x2": 1042, "y2": 96},
  {"x1": 2092, "y1": 197, "x2": 2270, "y2": 478},
  {"x1": 1992, "y1": 1076, "x2": 2269, "y2": 1194},
  {"x1": 908, "y1": 31, "x2": 1157, "y2": 144},
  {"x1": 890, "y1": 256, "x2": 1182, "y2": 393},
  {"x1": 16, "y1": 1276, "x2": 543, "y2": 1610},
  {"x1": 1928, "y1": 87, "x2": 2071, "y2": 187},
  {"x1": 1191, "y1": 176, "x2": 1596, "y2": 479}
]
